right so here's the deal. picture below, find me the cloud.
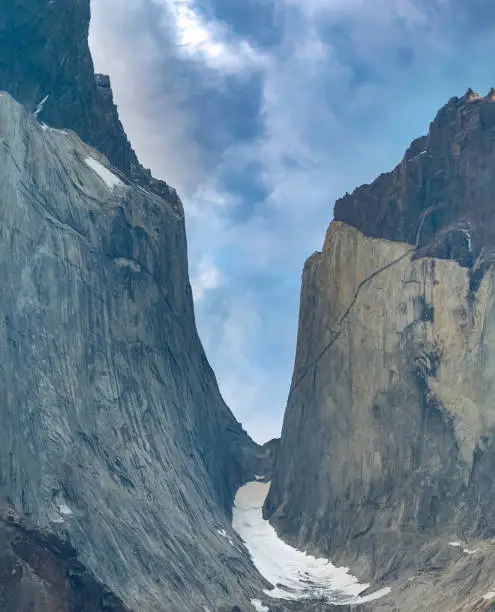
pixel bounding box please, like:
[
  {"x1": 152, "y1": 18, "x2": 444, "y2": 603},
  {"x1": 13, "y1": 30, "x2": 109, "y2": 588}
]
[
  {"x1": 167, "y1": 0, "x2": 266, "y2": 71},
  {"x1": 191, "y1": 259, "x2": 223, "y2": 303},
  {"x1": 90, "y1": 0, "x2": 495, "y2": 443},
  {"x1": 89, "y1": 0, "x2": 265, "y2": 194}
]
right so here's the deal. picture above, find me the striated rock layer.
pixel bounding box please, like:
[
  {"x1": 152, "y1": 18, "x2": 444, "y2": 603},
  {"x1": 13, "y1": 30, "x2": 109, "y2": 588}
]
[
  {"x1": 266, "y1": 91, "x2": 495, "y2": 610},
  {"x1": 0, "y1": 1, "x2": 271, "y2": 609},
  {"x1": 0, "y1": 91, "x2": 269, "y2": 611},
  {"x1": 0, "y1": 92, "x2": 267, "y2": 611}
]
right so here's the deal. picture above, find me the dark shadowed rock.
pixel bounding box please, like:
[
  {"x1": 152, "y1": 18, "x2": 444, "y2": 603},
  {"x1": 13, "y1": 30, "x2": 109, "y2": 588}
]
[
  {"x1": 334, "y1": 89, "x2": 495, "y2": 273},
  {"x1": 0, "y1": 506, "x2": 129, "y2": 612}
]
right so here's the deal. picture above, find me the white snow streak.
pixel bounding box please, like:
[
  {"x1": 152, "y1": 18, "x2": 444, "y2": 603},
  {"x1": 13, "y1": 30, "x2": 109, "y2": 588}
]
[
  {"x1": 85, "y1": 156, "x2": 123, "y2": 191},
  {"x1": 448, "y1": 541, "x2": 462, "y2": 548},
  {"x1": 216, "y1": 528, "x2": 234, "y2": 546},
  {"x1": 232, "y1": 482, "x2": 391, "y2": 605},
  {"x1": 250, "y1": 599, "x2": 269, "y2": 611},
  {"x1": 483, "y1": 591, "x2": 495, "y2": 601},
  {"x1": 33, "y1": 95, "x2": 49, "y2": 117},
  {"x1": 114, "y1": 258, "x2": 142, "y2": 272},
  {"x1": 58, "y1": 503, "x2": 73, "y2": 516}
]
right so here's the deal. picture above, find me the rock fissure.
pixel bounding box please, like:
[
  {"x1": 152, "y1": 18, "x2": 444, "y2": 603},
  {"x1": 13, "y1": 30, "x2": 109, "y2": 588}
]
[{"x1": 267, "y1": 90, "x2": 495, "y2": 612}]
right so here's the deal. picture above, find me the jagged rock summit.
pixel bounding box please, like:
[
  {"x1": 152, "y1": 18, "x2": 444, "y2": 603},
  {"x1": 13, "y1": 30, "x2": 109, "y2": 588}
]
[
  {"x1": 0, "y1": 0, "x2": 178, "y2": 205},
  {"x1": 0, "y1": 1, "x2": 270, "y2": 611},
  {"x1": 265, "y1": 89, "x2": 495, "y2": 611},
  {"x1": 334, "y1": 88, "x2": 495, "y2": 277}
]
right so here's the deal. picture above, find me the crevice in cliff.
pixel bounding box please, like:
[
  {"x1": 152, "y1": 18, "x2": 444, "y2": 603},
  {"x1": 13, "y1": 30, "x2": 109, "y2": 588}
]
[{"x1": 291, "y1": 207, "x2": 441, "y2": 393}]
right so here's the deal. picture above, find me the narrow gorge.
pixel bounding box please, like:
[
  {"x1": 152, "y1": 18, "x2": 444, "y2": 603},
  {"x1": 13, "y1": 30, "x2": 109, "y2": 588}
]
[{"x1": 3, "y1": 1, "x2": 495, "y2": 611}]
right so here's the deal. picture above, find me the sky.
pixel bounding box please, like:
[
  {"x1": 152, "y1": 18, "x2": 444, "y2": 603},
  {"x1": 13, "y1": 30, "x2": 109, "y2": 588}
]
[{"x1": 89, "y1": 0, "x2": 495, "y2": 444}]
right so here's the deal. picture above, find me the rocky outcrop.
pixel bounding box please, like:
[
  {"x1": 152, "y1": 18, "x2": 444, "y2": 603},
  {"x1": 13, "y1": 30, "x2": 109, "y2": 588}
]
[
  {"x1": 0, "y1": 0, "x2": 179, "y2": 206},
  {"x1": 0, "y1": 91, "x2": 267, "y2": 611},
  {"x1": 0, "y1": 91, "x2": 268, "y2": 610},
  {"x1": 0, "y1": 506, "x2": 128, "y2": 612},
  {"x1": 335, "y1": 89, "x2": 495, "y2": 273},
  {"x1": 265, "y1": 91, "x2": 495, "y2": 610}
]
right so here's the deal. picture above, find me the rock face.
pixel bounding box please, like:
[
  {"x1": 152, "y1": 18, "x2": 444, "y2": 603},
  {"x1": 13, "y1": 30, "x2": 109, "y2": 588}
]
[
  {"x1": 334, "y1": 89, "x2": 495, "y2": 271},
  {"x1": 0, "y1": 507, "x2": 128, "y2": 612},
  {"x1": 0, "y1": 90, "x2": 265, "y2": 612},
  {"x1": 0, "y1": 1, "x2": 269, "y2": 610},
  {"x1": 265, "y1": 91, "x2": 495, "y2": 609}
]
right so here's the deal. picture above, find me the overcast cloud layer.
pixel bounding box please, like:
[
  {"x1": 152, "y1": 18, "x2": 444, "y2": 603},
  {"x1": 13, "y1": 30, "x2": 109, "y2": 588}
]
[{"x1": 89, "y1": 0, "x2": 495, "y2": 443}]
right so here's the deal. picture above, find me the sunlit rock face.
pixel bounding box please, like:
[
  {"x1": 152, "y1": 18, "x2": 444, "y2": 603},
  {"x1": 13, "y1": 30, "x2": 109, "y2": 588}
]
[{"x1": 266, "y1": 91, "x2": 495, "y2": 610}]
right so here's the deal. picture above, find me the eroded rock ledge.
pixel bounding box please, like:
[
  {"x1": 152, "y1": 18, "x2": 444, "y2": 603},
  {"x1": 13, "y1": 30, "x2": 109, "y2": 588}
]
[{"x1": 0, "y1": 506, "x2": 128, "y2": 612}]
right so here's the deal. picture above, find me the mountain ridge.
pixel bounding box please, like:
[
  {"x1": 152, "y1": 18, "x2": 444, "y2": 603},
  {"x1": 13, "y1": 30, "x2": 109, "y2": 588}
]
[{"x1": 265, "y1": 88, "x2": 495, "y2": 611}]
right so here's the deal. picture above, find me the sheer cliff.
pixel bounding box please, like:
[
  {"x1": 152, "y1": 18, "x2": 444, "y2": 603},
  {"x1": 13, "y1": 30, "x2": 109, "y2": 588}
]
[
  {"x1": 0, "y1": 1, "x2": 269, "y2": 611},
  {"x1": 265, "y1": 90, "x2": 495, "y2": 610}
]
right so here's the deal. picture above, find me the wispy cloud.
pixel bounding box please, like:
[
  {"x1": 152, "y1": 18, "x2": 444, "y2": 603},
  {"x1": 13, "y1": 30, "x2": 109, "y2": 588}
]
[
  {"x1": 90, "y1": 0, "x2": 495, "y2": 442},
  {"x1": 165, "y1": 0, "x2": 266, "y2": 71},
  {"x1": 191, "y1": 259, "x2": 223, "y2": 303}
]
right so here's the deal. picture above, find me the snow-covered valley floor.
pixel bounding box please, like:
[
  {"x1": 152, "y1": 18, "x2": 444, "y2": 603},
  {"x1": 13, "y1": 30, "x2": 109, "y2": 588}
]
[{"x1": 232, "y1": 481, "x2": 390, "y2": 608}]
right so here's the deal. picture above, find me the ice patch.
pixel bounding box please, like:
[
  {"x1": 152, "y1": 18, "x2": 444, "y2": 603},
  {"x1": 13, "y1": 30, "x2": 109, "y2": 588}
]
[
  {"x1": 460, "y1": 228, "x2": 472, "y2": 252},
  {"x1": 50, "y1": 500, "x2": 73, "y2": 523},
  {"x1": 136, "y1": 185, "x2": 151, "y2": 196},
  {"x1": 407, "y1": 150, "x2": 428, "y2": 162},
  {"x1": 33, "y1": 95, "x2": 49, "y2": 117},
  {"x1": 58, "y1": 503, "x2": 73, "y2": 516},
  {"x1": 448, "y1": 541, "x2": 462, "y2": 548},
  {"x1": 463, "y1": 548, "x2": 479, "y2": 555},
  {"x1": 85, "y1": 157, "x2": 123, "y2": 191},
  {"x1": 251, "y1": 599, "x2": 269, "y2": 611},
  {"x1": 232, "y1": 482, "x2": 391, "y2": 605},
  {"x1": 216, "y1": 528, "x2": 234, "y2": 546},
  {"x1": 255, "y1": 474, "x2": 265, "y2": 481},
  {"x1": 114, "y1": 258, "x2": 142, "y2": 273},
  {"x1": 483, "y1": 591, "x2": 495, "y2": 601},
  {"x1": 40, "y1": 123, "x2": 68, "y2": 135}
]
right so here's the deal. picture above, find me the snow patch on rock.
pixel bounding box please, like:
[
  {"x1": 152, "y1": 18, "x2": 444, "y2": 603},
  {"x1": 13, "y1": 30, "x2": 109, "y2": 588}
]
[
  {"x1": 216, "y1": 528, "x2": 234, "y2": 546},
  {"x1": 251, "y1": 599, "x2": 269, "y2": 611},
  {"x1": 233, "y1": 481, "x2": 391, "y2": 605},
  {"x1": 114, "y1": 258, "x2": 143, "y2": 273},
  {"x1": 85, "y1": 156, "x2": 123, "y2": 191}
]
